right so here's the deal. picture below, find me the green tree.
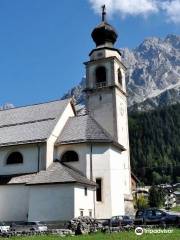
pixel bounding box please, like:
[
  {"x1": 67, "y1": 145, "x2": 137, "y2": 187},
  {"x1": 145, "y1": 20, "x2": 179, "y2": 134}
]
[
  {"x1": 152, "y1": 171, "x2": 162, "y2": 185},
  {"x1": 129, "y1": 103, "x2": 180, "y2": 184},
  {"x1": 162, "y1": 175, "x2": 172, "y2": 183},
  {"x1": 176, "y1": 177, "x2": 180, "y2": 182},
  {"x1": 148, "y1": 186, "x2": 165, "y2": 208}
]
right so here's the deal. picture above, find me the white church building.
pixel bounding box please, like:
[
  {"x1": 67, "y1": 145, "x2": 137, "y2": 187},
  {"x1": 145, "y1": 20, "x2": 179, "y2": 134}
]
[{"x1": 0, "y1": 9, "x2": 133, "y2": 222}]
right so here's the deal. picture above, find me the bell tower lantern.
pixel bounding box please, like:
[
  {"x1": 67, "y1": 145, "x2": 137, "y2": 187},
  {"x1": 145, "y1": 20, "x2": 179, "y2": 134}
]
[{"x1": 84, "y1": 5, "x2": 128, "y2": 148}]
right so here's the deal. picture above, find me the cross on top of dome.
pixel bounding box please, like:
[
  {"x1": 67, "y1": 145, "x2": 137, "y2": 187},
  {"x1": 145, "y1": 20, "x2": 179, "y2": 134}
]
[
  {"x1": 101, "y1": 4, "x2": 106, "y2": 22},
  {"x1": 91, "y1": 5, "x2": 118, "y2": 47}
]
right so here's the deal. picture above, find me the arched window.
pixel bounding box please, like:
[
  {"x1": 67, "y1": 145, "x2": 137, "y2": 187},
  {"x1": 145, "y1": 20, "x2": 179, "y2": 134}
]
[
  {"x1": 61, "y1": 151, "x2": 79, "y2": 162},
  {"x1": 95, "y1": 66, "x2": 106, "y2": 87},
  {"x1": 118, "y1": 69, "x2": 122, "y2": 86},
  {"x1": 6, "y1": 152, "x2": 23, "y2": 164}
]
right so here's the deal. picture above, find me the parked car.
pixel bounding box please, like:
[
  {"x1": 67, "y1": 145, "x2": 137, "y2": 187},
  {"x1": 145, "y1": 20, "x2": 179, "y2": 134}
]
[
  {"x1": 134, "y1": 208, "x2": 180, "y2": 226},
  {"x1": 103, "y1": 215, "x2": 134, "y2": 227},
  {"x1": 0, "y1": 222, "x2": 10, "y2": 233},
  {"x1": 26, "y1": 222, "x2": 48, "y2": 232},
  {"x1": 11, "y1": 221, "x2": 47, "y2": 232}
]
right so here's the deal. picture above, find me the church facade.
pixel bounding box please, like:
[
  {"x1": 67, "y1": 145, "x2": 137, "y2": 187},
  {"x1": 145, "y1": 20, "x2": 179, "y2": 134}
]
[{"x1": 0, "y1": 12, "x2": 133, "y2": 222}]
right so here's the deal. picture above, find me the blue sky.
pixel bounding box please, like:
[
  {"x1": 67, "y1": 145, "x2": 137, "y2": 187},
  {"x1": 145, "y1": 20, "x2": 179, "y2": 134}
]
[{"x1": 0, "y1": 0, "x2": 179, "y2": 107}]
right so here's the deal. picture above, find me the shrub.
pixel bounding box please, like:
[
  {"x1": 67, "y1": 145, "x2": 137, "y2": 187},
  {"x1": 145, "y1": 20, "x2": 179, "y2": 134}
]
[
  {"x1": 148, "y1": 185, "x2": 165, "y2": 208},
  {"x1": 134, "y1": 195, "x2": 149, "y2": 209}
]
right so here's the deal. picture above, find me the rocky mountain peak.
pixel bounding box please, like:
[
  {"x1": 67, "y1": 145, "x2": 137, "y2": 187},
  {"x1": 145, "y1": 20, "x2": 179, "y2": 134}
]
[{"x1": 165, "y1": 34, "x2": 180, "y2": 49}]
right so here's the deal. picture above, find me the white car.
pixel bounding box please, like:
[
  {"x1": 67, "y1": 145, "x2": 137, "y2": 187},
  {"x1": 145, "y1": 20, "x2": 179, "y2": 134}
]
[
  {"x1": 0, "y1": 222, "x2": 10, "y2": 233},
  {"x1": 26, "y1": 222, "x2": 48, "y2": 232}
]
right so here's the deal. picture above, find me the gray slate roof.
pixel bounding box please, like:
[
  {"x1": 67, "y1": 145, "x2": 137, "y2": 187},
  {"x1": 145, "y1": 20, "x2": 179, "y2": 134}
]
[
  {"x1": 4, "y1": 173, "x2": 37, "y2": 184},
  {"x1": 56, "y1": 115, "x2": 125, "y2": 150},
  {"x1": 27, "y1": 161, "x2": 96, "y2": 186},
  {"x1": 0, "y1": 99, "x2": 70, "y2": 146},
  {"x1": 56, "y1": 115, "x2": 112, "y2": 144}
]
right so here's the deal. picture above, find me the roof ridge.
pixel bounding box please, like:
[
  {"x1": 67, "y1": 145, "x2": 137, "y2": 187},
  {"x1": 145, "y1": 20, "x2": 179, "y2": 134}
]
[
  {"x1": 68, "y1": 114, "x2": 88, "y2": 119},
  {"x1": 0, "y1": 98, "x2": 71, "y2": 112},
  {"x1": 0, "y1": 139, "x2": 47, "y2": 147},
  {"x1": 0, "y1": 117, "x2": 55, "y2": 129}
]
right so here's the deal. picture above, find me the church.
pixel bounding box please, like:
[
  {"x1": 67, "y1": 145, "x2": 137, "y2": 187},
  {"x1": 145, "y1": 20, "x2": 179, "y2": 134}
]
[{"x1": 0, "y1": 8, "x2": 133, "y2": 222}]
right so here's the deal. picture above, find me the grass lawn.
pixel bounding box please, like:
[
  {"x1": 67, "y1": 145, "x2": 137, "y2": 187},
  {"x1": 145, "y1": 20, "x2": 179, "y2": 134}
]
[
  {"x1": 8, "y1": 229, "x2": 180, "y2": 240},
  {"x1": 171, "y1": 206, "x2": 180, "y2": 212}
]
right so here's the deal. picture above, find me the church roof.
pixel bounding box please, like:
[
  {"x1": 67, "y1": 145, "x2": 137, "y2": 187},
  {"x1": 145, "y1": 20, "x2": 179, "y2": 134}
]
[
  {"x1": 0, "y1": 99, "x2": 70, "y2": 146},
  {"x1": 27, "y1": 161, "x2": 96, "y2": 186},
  {"x1": 0, "y1": 173, "x2": 36, "y2": 185},
  {"x1": 56, "y1": 114, "x2": 125, "y2": 150},
  {"x1": 1, "y1": 161, "x2": 96, "y2": 187}
]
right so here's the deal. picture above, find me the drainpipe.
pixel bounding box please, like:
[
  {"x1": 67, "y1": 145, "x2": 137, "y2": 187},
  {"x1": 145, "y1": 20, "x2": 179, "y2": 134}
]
[
  {"x1": 37, "y1": 143, "x2": 40, "y2": 172},
  {"x1": 90, "y1": 143, "x2": 96, "y2": 218},
  {"x1": 90, "y1": 143, "x2": 93, "y2": 181}
]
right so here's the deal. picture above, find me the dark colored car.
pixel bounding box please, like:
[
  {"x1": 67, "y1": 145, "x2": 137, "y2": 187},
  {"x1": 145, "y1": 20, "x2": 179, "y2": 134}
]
[
  {"x1": 103, "y1": 215, "x2": 134, "y2": 227},
  {"x1": 134, "y1": 208, "x2": 179, "y2": 226}
]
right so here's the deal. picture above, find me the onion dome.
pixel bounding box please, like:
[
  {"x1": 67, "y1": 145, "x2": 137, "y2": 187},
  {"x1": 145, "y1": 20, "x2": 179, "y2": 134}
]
[
  {"x1": 91, "y1": 5, "x2": 118, "y2": 47},
  {"x1": 91, "y1": 22, "x2": 118, "y2": 47}
]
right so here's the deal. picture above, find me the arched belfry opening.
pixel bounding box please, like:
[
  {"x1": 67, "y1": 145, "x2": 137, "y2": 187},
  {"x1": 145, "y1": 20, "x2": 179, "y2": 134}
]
[{"x1": 95, "y1": 66, "x2": 107, "y2": 87}]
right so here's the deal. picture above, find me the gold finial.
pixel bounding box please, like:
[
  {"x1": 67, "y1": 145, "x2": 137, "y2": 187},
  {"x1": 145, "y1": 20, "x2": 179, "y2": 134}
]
[{"x1": 102, "y1": 4, "x2": 106, "y2": 22}]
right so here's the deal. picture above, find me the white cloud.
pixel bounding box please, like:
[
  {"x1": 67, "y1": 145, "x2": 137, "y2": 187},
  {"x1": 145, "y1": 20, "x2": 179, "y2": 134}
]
[
  {"x1": 161, "y1": 0, "x2": 180, "y2": 23},
  {"x1": 89, "y1": 0, "x2": 180, "y2": 24},
  {"x1": 89, "y1": 0, "x2": 159, "y2": 17}
]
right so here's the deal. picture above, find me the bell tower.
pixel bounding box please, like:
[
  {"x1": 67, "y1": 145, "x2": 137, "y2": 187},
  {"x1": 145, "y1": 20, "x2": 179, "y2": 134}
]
[
  {"x1": 84, "y1": 6, "x2": 133, "y2": 216},
  {"x1": 84, "y1": 6, "x2": 129, "y2": 150}
]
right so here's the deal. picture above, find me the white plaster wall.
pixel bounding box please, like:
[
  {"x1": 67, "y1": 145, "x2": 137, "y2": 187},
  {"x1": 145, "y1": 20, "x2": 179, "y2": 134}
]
[
  {"x1": 74, "y1": 186, "x2": 94, "y2": 218},
  {"x1": 55, "y1": 143, "x2": 90, "y2": 177},
  {"x1": 105, "y1": 49, "x2": 121, "y2": 61},
  {"x1": 90, "y1": 49, "x2": 121, "y2": 62},
  {"x1": 46, "y1": 102, "x2": 74, "y2": 169},
  {"x1": 119, "y1": 150, "x2": 132, "y2": 195},
  {"x1": 116, "y1": 91, "x2": 129, "y2": 147},
  {"x1": 109, "y1": 147, "x2": 127, "y2": 216},
  {"x1": 115, "y1": 91, "x2": 132, "y2": 194},
  {"x1": 38, "y1": 143, "x2": 47, "y2": 170},
  {"x1": 0, "y1": 185, "x2": 29, "y2": 221},
  {"x1": 87, "y1": 91, "x2": 115, "y2": 138},
  {"x1": 56, "y1": 143, "x2": 128, "y2": 218},
  {"x1": 55, "y1": 143, "x2": 130, "y2": 219},
  {"x1": 28, "y1": 184, "x2": 74, "y2": 221},
  {"x1": 0, "y1": 144, "x2": 45, "y2": 175},
  {"x1": 91, "y1": 144, "x2": 131, "y2": 218}
]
